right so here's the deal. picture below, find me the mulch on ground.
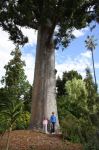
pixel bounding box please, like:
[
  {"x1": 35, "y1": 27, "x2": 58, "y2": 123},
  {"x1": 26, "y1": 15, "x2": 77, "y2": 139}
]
[{"x1": 0, "y1": 130, "x2": 83, "y2": 150}]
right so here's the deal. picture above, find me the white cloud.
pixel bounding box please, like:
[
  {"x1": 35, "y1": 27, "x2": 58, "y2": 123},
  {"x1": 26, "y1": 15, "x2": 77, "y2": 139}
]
[
  {"x1": 95, "y1": 63, "x2": 99, "y2": 69},
  {"x1": 0, "y1": 28, "x2": 15, "y2": 86},
  {"x1": 81, "y1": 51, "x2": 91, "y2": 58},
  {"x1": 21, "y1": 27, "x2": 37, "y2": 46},
  {"x1": 55, "y1": 52, "x2": 92, "y2": 79},
  {"x1": 22, "y1": 53, "x2": 35, "y2": 84},
  {"x1": 0, "y1": 28, "x2": 15, "y2": 51},
  {"x1": 72, "y1": 27, "x2": 89, "y2": 38}
]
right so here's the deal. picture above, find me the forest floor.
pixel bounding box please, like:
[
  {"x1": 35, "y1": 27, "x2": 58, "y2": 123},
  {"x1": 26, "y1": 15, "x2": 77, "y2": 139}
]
[{"x1": 0, "y1": 130, "x2": 83, "y2": 150}]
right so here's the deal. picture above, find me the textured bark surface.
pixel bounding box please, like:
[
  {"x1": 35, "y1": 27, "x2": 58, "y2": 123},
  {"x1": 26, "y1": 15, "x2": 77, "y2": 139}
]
[{"x1": 30, "y1": 26, "x2": 59, "y2": 130}]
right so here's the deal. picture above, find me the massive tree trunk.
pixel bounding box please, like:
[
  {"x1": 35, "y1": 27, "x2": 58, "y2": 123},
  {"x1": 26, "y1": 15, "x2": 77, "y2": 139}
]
[{"x1": 30, "y1": 26, "x2": 59, "y2": 130}]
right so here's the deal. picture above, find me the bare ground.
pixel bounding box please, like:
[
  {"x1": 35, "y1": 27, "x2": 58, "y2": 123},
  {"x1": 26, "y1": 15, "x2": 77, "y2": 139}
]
[{"x1": 0, "y1": 130, "x2": 83, "y2": 150}]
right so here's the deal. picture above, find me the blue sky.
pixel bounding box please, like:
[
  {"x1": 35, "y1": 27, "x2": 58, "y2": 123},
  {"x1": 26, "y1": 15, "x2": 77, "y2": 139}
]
[
  {"x1": 0, "y1": 23, "x2": 99, "y2": 88},
  {"x1": 55, "y1": 23, "x2": 99, "y2": 86}
]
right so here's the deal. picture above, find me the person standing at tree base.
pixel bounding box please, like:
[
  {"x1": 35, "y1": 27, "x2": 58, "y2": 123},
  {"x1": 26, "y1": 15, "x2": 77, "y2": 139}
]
[
  {"x1": 50, "y1": 112, "x2": 56, "y2": 134},
  {"x1": 43, "y1": 117, "x2": 48, "y2": 134}
]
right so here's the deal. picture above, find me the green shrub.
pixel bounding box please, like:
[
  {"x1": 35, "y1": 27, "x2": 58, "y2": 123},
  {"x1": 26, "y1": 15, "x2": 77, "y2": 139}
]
[
  {"x1": 0, "y1": 114, "x2": 10, "y2": 133},
  {"x1": 15, "y1": 111, "x2": 30, "y2": 129},
  {"x1": 60, "y1": 113, "x2": 80, "y2": 143}
]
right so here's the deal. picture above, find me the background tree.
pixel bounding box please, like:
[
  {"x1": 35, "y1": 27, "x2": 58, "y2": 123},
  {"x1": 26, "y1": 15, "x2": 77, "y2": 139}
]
[
  {"x1": 0, "y1": 47, "x2": 32, "y2": 132},
  {"x1": 57, "y1": 77, "x2": 88, "y2": 142},
  {"x1": 56, "y1": 76, "x2": 66, "y2": 97},
  {"x1": 85, "y1": 35, "x2": 97, "y2": 85},
  {"x1": 1, "y1": 47, "x2": 31, "y2": 106},
  {"x1": 0, "y1": 0, "x2": 99, "y2": 129},
  {"x1": 57, "y1": 70, "x2": 99, "y2": 148},
  {"x1": 82, "y1": 68, "x2": 99, "y2": 149},
  {"x1": 57, "y1": 71, "x2": 87, "y2": 123},
  {"x1": 23, "y1": 86, "x2": 32, "y2": 112},
  {"x1": 65, "y1": 78, "x2": 88, "y2": 118},
  {"x1": 84, "y1": 67, "x2": 97, "y2": 113},
  {"x1": 56, "y1": 70, "x2": 82, "y2": 97}
]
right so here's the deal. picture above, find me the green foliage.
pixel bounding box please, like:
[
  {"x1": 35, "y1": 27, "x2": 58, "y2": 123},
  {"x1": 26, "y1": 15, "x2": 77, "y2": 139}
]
[
  {"x1": 24, "y1": 86, "x2": 32, "y2": 112},
  {"x1": 85, "y1": 35, "x2": 97, "y2": 51},
  {"x1": 63, "y1": 70, "x2": 82, "y2": 81},
  {"x1": 0, "y1": 115, "x2": 9, "y2": 133},
  {"x1": 65, "y1": 78, "x2": 88, "y2": 118},
  {"x1": 60, "y1": 113, "x2": 80, "y2": 143},
  {"x1": 66, "y1": 78, "x2": 87, "y2": 100},
  {"x1": 57, "y1": 74, "x2": 88, "y2": 129},
  {"x1": 56, "y1": 70, "x2": 82, "y2": 97},
  {"x1": 1, "y1": 47, "x2": 32, "y2": 110},
  {"x1": 0, "y1": 47, "x2": 32, "y2": 132},
  {"x1": 57, "y1": 96, "x2": 68, "y2": 120},
  {"x1": 57, "y1": 77, "x2": 88, "y2": 143},
  {"x1": 16, "y1": 111, "x2": 30, "y2": 129},
  {"x1": 0, "y1": 99, "x2": 23, "y2": 132},
  {"x1": 56, "y1": 77, "x2": 66, "y2": 97},
  {"x1": 0, "y1": 88, "x2": 8, "y2": 106},
  {"x1": 57, "y1": 69, "x2": 99, "y2": 149},
  {"x1": 84, "y1": 67, "x2": 97, "y2": 113},
  {"x1": 1, "y1": 47, "x2": 31, "y2": 101},
  {"x1": 79, "y1": 119, "x2": 99, "y2": 150},
  {"x1": 0, "y1": 0, "x2": 99, "y2": 46}
]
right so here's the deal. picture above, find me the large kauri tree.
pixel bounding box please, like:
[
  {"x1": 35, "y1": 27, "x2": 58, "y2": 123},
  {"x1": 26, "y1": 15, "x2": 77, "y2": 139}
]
[{"x1": 0, "y1": 0, "x2": 99, "y2": 130}]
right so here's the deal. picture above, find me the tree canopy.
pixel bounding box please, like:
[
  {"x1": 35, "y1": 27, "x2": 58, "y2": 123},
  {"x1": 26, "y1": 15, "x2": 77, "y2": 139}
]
[
  {"x1": 56, "y1": 70, "x2": 82, "y2": 97},
  {"x1": 0, "y1": 0, "x2": 99, "y2": 46}
]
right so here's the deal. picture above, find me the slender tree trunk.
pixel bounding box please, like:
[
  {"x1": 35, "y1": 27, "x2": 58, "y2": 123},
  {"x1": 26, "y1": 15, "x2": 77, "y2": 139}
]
[
  {"x1": 30, "y1": 26, "x2": 59, "y2": 130},
  {"x1": 6, "y1": 126, "x2": 12, "y2": 150},
  {"x1": 91, "y1": 50, "x2": 97, "y2": 85}
]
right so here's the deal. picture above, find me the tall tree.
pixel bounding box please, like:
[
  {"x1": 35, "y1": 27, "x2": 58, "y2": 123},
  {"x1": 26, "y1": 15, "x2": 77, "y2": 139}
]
[
  {"x1": 84, "y1": 67, "x2": 97, "y2": 113},
  {"x1": 85, "y1": 35, "x2": 97, "y2": 85},
  {"x1": 0, "y1": 0, "x2": 99, "y2": 129},
  {"x1": 1, "y1": 47, "x2": 31, "y2": 105}
]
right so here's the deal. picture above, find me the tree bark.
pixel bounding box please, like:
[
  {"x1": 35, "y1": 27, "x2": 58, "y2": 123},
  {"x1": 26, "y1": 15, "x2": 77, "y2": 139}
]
[
  {"x1": 91, "y1": 50, "x2": 97, "y2": 86},
  {"x1": 6, "y1": 126, "x2": 12, "y2": 150},
  {"x1": 30, "y1": 26, "x2": 59, "y2": 130}
]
